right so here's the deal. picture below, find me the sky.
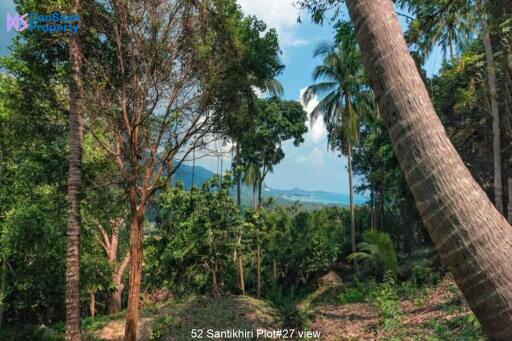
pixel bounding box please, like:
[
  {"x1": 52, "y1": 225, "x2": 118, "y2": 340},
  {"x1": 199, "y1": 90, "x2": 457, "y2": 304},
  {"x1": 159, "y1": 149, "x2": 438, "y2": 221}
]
[{"x1": 0, "y1": 0, "x2": 442, "y2": 194}]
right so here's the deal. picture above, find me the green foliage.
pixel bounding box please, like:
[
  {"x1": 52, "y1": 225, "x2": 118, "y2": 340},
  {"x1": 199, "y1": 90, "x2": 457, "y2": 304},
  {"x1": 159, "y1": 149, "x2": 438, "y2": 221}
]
[
  {"x1": 338, "y1": 287, "x2": 366, "y2": 304},
  {"x1": 411, "y1": 265, "x2": 440, "y2": 288},
  {"x1": 151, "y1": 316, "x2": 174, "y2": 341},
  {"x1": 145, "y1": 174, "x2": 241, "y2": 294},
  {"x1": 348, "y1": 231, "x2": 398, "y2": 279},
  {"x1": 427, "y1": 313, "x2": 484, "y2": 341},
  {"x1": 368, "y1": 273, "x2": 403, "y2": 332},
  {"x1": 302, "y1": 21, "x2": 373, "y2": 154}
]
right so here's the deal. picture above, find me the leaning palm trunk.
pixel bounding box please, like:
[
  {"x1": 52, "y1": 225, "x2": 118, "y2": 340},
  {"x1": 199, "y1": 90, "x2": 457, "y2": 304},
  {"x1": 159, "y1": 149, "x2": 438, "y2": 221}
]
[
  {"x1": 345, "y1": 0, "x2": 512, "y2": 338},
  {"x1": 66, "y1": 0, "x2": 84, "y2": 338},
  {"x1": 481, "y1": 13, "x2": 503, "y2": 214}
]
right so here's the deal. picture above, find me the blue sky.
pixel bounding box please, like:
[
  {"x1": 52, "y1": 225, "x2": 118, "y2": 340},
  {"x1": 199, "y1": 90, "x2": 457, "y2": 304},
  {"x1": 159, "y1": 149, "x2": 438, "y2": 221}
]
[{"x1": 0, "y1": 0, "x2": 442, "y2": 194}]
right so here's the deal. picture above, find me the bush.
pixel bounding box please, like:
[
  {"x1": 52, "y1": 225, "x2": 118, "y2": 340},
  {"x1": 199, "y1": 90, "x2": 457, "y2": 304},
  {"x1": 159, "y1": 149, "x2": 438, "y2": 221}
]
[
  {"x1": 411, "y1": 265, "x2": 440, "y2": 287},
  {"x1": 338, "y1": 287, "x2": 366, "y2": 304},
  {"x1": 348, "y1": 231, "x2": 398, "y2": 279},
  {"x1": 368, "y1": 273, "x2": 403, "y2": 331}
]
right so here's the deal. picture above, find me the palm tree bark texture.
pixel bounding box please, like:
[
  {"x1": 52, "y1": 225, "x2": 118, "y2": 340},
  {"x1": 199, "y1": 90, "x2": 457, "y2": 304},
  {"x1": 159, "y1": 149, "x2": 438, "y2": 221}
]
[
  {"x1": 345, "y1": 0, "x2": 512, "y2": 339},
  {"x1": 66, "y1": 0, "x2": 84, "y2": 337}
]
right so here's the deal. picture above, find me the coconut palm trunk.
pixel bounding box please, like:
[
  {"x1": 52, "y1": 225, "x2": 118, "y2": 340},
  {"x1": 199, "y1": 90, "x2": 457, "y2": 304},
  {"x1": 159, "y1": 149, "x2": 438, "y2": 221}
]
[
  {"x1": 481, "y1": 13, "x2": 504, "y2": 213},
  {"x1": 66, "y1": 1, "x2": 84, "y2": 338},
  {"x1": 345, "y1": 0, "x2": 512, "y2": 338},
  {"x1": 347, "y1": 142, "x2": 356, "y2": 258}
]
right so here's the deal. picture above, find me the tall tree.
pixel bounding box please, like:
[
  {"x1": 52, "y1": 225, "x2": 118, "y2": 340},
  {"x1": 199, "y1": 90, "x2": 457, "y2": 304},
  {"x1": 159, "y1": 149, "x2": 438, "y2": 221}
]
[
  {"x1": 337, "y1": 0, "x2": 512, "y2": 337},
  {"x1": 480, "y1": 1, "x2": 504, "y2": 213},
  {"x1": 302, "y1": 25, "x2": 372, "y2": 265},
  {"x1": 399, "y1": 0, "x2": 505, "y2": 213},
  {"x1": 86, "y1": 1, "x2": 238, "y2": 338},
  {"x1": 241, "y1": 98, "x2": 307, "y2": 208},
  {"x1": 66, "y1": 0, "x2": 84, "y2": 338}
]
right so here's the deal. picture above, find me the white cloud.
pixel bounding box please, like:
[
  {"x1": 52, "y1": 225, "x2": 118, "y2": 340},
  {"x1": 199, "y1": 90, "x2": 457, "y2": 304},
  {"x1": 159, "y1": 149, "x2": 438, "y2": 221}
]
[
  {"x1": 297, "y1": 147, "x2": 325, "y2": 166},
  {"x1": 237, "y1": 0, "x2": 307, "y2": 49},
  {"x1": 299, "y1": 87, "x2": 327, "y2": 144},
  {"x1": 288, "y1": 39, "x2": 310, "y2": 47}
]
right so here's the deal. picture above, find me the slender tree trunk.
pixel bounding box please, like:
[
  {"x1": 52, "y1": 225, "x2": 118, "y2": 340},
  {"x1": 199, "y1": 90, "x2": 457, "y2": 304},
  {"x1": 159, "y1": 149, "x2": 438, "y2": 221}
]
[
  {"x1": 258, "y1": 178, "x2": 263, "y2": 208},
  {"x1": 272, "y1": 260, "x2": 277, "y2": 280},
  {"x1": 234, "y1": 142, "x2": 245, "y2": 295},
  {"x1": 347, "y1": 142, "x2": 356, "y2": 256},
  {"x1": 124, "y1": 189, "x2": 145, "y2": 341},
  {"x1": 237, "y1": 246, "x2": 245, "y2": 295},
  {"x1": 346, "y1": 0, "x2": 512, "y2": 338},
  {"x1": 236, "y1": 142, "x2": 241, "y2": 207},
  {"x1": 212, "y1": 262, "x2": 220, "y2": 297},
  {"x1": 66, "y1": 2, "x2": 84, "y2": 338},
  {"x1": 89, "y1": 292, "x2": 96, "y2": 318},
  {"x1": 482, "y1": 13, "x2": 504, "y2": 213},
  {"x1": 252, "y1": 186, "x2": 257, "y2": 209}
]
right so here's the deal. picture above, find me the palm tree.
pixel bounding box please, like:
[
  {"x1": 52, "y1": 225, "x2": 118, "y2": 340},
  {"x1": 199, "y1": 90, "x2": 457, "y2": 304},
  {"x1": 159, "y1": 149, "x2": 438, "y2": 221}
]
[
  {"x1": 348, "y1": 231, "x2": 398, "y2": 279},
  {"x1": 345, "y1": 0, "x2": 512, "y2": 337},
  {"x1": 66, "y1": 0, "x2": 84, "y2": 339},
  {"x1": 403, "y1": 3, "x2": 474, "y2": 62},
  {"x1": 401, "y1": 0, "x2": 503, "y2": 213},
  {"x1": 302, "y1": 26, "x2": 372, "y2": 264}
]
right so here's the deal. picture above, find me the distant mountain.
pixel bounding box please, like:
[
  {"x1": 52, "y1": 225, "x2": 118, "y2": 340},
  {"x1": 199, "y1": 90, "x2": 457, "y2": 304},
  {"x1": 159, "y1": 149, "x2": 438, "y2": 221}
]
[
  {"x1": 172, "y1": 163, "x2": 215, "y2": 189},
  {"x1": 174, "y1": 163, "x2": 368, "y2": 206}
]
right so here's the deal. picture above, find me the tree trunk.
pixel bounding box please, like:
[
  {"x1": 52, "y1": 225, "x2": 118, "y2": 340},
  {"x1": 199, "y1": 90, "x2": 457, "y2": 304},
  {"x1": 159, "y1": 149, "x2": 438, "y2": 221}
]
[
  {"x1": 66, "y1": 2, "x2": 83, "y2": 338},
  {"x1": 237, "y1": 249, "x2": 245, "y2": 295},
  {"x1": 124, "y1": 190, "x2": 145, "y2": 341},
  {"x1": 252, "y1": 186, "x2": 257, "y2": 209},
  {"x1": 258, "y1": 178, "x2": 263, "y2": 208},
  {"x1": 256, "y1": 243, "x2": 261, "y2": 299},
  {"x1": 482, "y1": 13, "x2": 504, "y2": 214},
  {"x1": 272, "y1": 260, "x2": 277, "y2": 280},
  {"x1": 236, "y1": 142, "x2": 241, "y2": 207},
  {"x1": 234, "y1": 142, "x2": 245, "y2": 295},
  {"x1": 345, "y1": 0, "x2": 512, "y2": 338},
  {"x1": 347, "y1": 142, "x2": 356, "y2": 256},
  {"x1": 212, "y1": 262, "x2": 220, "y2": 297},
  {"x1": 108, "y1": 253, "x2": 130, "y2": 314},
  {"x1": 508, "y1": 178, "x2": 512, "y2": 224},
  {"x1": 89, "y1": 292, "x2": 96, "y2": 318}
]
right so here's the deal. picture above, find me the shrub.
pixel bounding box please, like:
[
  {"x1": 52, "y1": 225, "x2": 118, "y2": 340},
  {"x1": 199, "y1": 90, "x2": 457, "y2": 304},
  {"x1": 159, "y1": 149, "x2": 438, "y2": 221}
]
[
  {"x1": 338, "y1": 287, "x2": 367, "y2": 304},
  {"x1": 368, "y1": 273, "x2": 403, "y2": 331},
  {"x1": 348, "y1": 231, "x2": 398, "y2": 279},
  {"x1": 411, "y1": 265, "x2": 440, "y2": 287}
]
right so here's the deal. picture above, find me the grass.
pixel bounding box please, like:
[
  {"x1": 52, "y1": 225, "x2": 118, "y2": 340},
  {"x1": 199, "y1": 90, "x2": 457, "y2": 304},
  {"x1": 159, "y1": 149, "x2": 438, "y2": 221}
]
[{"x1": 79, "y1": 295, "x2": 282, "y2": 340}]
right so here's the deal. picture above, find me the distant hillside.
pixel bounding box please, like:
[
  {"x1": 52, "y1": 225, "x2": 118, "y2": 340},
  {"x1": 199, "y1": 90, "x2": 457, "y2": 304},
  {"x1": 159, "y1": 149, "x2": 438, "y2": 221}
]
[{"x1": 174, "y1": 163, "x2": 367, "y2": 207}]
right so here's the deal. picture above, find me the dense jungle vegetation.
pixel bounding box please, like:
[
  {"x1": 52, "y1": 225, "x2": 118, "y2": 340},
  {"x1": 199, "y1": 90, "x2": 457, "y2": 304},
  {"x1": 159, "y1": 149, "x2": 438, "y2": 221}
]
[{"x1": 1, "y1": 0, "x2": 512, "y2": 340}]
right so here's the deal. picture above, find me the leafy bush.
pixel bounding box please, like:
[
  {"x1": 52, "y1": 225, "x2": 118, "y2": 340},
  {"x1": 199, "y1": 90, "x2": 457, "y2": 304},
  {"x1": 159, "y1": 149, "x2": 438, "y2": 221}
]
[
  {"x1": 368, "y1": 273, "x2": 403, "y2": 331},
  {"x1": 411, "y1": 265, "x2": 440, "y2": 287},
  {"x1": 338, "y1": 287, "x2": 366, "y2": 304},
  {"x1": 151, "y1": 316, "x2": 174, "y2": 340},
  {"x1": 348, "y1": 231, "x2": 398, "y2": 279},
  {"x1": 427, "y1": 313, "x2": 483, "y2": 340}
]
